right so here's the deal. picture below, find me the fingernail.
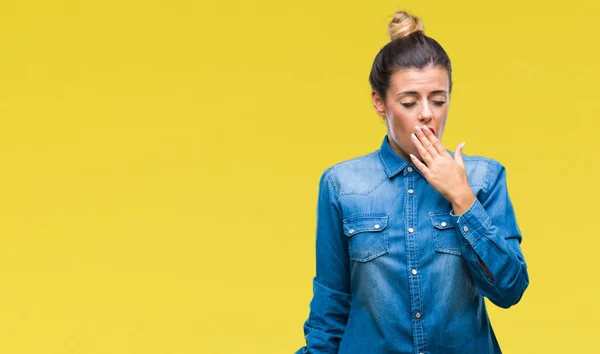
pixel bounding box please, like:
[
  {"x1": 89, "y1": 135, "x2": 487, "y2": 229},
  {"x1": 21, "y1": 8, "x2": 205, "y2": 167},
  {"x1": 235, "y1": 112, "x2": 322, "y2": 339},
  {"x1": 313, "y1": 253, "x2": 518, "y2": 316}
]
[
  {"x1": 421, "y1": 125, "x2": 429, "y2": 132},
  {"x1": 410, "y1": 154, "x2": 416, "y2": 159},
  {"x1": 461, "y1": 142, "x2": 466, "y2": 149},
  {"x1": 415, "y1": 126, "x2": 421, "y2": 132},
  {"x1": 411, "y1": 133, "x2": 417, "y2": 140}
]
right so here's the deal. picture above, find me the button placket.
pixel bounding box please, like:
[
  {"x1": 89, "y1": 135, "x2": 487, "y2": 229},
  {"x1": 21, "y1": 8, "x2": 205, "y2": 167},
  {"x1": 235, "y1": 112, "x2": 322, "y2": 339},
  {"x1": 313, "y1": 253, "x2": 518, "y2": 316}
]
[{"x1": 404, "y1": 166, "x2": 426, "y2": 353}]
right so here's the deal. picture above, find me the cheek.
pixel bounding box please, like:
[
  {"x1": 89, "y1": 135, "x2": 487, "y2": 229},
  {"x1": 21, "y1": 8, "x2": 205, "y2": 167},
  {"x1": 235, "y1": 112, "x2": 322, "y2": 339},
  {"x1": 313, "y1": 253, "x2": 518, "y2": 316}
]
[
  {"x1": 439, "y1": 106, "x2": 449, "y2": 117},
  {"x1": 438, "y1": 108, "x2": 449, "y2": 125},
  {"x1": 436, "y1": 102, "x2": 450, "y2": 116},
  {"x1": 389, "y1": 111, "x2": 414, "y2": 132}
]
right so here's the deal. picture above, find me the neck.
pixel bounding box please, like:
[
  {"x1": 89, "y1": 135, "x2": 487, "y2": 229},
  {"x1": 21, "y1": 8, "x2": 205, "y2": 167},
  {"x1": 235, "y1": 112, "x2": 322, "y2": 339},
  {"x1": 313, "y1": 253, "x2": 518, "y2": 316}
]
[{"x1": 387, "y1": 135, "x2": 412, "y2": 163}]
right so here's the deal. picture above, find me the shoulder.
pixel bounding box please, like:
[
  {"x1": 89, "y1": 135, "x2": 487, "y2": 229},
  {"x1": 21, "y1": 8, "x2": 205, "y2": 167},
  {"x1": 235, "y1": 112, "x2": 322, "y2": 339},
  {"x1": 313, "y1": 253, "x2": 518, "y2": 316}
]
[
  {"x1": 459, "y1": 152, "x2": 506, "y2": 190},
  {"x1": 319, "y1": 150, "x2": 386, "y2": 197}
]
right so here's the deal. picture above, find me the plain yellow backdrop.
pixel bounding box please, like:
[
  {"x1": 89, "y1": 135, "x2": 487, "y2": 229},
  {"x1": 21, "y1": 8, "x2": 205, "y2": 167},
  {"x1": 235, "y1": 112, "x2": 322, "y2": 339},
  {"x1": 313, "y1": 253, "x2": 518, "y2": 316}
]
[{"x1": 0, "y1": 0, "x2": 598, "y2": 353}]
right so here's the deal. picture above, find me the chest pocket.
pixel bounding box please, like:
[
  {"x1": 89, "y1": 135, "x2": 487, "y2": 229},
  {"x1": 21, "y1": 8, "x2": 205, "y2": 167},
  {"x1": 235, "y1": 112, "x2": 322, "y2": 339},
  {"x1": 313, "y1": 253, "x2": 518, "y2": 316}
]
[
  {"x1": 343, "y1": 214, "x2": 389, "y2": 262},
  {"x1": 430, "y1": 212, "x2": 462, "y2": 256}
]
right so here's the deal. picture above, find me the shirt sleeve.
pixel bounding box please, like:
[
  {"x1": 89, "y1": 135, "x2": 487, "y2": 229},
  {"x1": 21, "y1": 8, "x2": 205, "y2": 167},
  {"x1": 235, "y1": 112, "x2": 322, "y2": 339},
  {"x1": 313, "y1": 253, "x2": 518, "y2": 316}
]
[
  {"x1": 450, "y1": 159, "x2": 530, "y2": 309},
  {"x1": 296, "y1": 168, "x2": 351, "y2": 353}
]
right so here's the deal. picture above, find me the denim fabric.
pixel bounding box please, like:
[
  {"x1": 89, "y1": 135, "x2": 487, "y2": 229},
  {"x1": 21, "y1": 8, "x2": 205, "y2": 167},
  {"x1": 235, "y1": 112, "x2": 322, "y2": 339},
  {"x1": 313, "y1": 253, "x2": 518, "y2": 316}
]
[{"x1": 296, "y1": 136, "x2": 529, "y2": 354}]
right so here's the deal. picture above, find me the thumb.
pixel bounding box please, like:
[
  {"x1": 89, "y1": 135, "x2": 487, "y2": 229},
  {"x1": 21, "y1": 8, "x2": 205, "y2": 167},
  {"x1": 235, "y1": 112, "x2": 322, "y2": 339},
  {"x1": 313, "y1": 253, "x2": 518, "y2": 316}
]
[{"x1": 454, "y1": 142, "x2": 466, "y2": 167}]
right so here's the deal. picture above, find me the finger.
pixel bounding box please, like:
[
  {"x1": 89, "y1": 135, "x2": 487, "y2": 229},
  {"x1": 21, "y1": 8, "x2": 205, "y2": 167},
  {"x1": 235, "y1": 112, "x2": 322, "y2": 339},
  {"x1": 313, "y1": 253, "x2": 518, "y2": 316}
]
[
  {"x1": 421, "y1": 125, "x2": 450, "y2": 156},
  {"x1": 454, "y1": 142, "x2": 466, "y2": 168},
  {"x1": 414, "y1": 126, "x2": 439, "y2": 158},
  {"x1": 410, "y1": 153, "x2": 431, "y2": 178},
  {"x1": 411, "y1": 132, "x2": 434, "y2": 165}
]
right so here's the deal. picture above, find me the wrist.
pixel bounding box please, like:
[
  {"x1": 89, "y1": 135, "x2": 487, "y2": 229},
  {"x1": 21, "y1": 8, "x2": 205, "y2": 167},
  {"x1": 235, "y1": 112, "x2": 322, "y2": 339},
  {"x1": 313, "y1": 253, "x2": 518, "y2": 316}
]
[{"x1": 449, "y1": 187, "x2": 475, "y2": 216}]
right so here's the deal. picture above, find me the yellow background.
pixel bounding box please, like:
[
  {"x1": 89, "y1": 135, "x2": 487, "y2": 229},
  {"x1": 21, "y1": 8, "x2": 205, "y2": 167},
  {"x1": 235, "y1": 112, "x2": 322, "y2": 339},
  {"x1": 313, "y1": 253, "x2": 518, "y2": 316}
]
[{"x1": 0, "y1": 0, "x2": 597, "y2": 353}]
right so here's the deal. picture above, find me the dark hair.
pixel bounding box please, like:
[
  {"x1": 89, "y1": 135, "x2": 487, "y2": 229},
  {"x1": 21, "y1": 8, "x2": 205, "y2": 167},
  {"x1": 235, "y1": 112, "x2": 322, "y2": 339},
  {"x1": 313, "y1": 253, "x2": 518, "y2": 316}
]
[{"x1": 369, "y1": 12, "x2": 453, "y2": 100}]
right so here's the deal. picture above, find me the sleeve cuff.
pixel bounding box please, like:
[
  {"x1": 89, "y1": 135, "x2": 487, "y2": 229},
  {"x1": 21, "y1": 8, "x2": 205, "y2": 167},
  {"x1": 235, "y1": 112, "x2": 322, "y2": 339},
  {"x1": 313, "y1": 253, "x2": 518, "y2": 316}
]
[{"x1": 450, "y1": 198, "x2": 492, "y2": 245}]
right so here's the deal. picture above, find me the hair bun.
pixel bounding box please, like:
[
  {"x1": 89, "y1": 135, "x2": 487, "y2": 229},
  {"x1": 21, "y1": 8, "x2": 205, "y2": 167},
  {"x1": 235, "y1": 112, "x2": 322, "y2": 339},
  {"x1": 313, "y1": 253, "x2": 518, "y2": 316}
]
[{"x1": 388, "y1": 11, "x2": 424, "y2": 41}]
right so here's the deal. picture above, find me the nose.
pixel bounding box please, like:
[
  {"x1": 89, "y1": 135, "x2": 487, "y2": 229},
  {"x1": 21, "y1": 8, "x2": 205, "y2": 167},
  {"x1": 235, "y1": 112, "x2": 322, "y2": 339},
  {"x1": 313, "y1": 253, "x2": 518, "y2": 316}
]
[{"x1": 418, "y1": 102, "x2": 433, "y2": 123}]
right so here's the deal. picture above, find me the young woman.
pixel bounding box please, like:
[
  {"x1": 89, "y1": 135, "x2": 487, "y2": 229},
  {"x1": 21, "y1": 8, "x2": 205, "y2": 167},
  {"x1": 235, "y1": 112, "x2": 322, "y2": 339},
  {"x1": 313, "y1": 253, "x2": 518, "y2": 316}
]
[{"x1": 296, "y1": 11, "x2": 529, "y2": 354}]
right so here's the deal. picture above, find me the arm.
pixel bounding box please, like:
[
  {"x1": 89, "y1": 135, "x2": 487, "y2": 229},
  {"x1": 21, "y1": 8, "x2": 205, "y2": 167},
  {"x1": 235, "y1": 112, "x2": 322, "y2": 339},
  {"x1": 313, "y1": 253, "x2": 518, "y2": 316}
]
[
  {"x1": 408, "y1": 125, "x2": 529, "y2": 309},
  {"x1": 450, "y1": 160, "x2": 529, "y2": 308},
  {"x1": 296, "y1": 168, "x2": 351, "y2": 354}
]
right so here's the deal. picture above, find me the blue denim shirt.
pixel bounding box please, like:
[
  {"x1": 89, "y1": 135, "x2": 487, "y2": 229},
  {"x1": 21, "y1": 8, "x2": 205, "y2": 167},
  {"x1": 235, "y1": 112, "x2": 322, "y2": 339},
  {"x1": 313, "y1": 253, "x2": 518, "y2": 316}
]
[{"x1": 296, "y1": 136, "x2": 529, "y2": 354}]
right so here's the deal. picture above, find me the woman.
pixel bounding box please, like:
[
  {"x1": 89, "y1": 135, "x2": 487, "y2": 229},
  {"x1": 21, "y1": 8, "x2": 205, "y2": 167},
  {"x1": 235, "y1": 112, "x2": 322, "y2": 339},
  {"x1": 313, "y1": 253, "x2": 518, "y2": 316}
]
[{"x1": 296, "y1": 11, "x2": 529, "y2": 354}]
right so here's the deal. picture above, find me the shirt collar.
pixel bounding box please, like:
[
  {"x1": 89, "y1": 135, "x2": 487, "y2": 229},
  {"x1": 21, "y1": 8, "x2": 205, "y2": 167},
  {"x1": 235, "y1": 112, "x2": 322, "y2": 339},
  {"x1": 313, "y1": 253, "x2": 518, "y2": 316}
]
[{"x1": 378, "y1": 135, "x2": 410, "y2": 178}]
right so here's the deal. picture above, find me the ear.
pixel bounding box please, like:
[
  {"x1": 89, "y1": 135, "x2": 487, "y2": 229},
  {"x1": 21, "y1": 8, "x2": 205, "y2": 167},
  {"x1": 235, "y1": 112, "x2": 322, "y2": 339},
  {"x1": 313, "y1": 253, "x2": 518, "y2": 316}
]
[{"x1": 371, "y1": 90, "x2": 387, "y2": 117}]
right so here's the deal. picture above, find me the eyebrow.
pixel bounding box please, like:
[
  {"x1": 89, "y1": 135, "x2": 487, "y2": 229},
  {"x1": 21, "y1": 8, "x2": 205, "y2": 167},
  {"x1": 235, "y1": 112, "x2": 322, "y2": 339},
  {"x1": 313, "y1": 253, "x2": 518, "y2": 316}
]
[{"x1": 396, "y1": 90, "x2": 448, "y2": 96}]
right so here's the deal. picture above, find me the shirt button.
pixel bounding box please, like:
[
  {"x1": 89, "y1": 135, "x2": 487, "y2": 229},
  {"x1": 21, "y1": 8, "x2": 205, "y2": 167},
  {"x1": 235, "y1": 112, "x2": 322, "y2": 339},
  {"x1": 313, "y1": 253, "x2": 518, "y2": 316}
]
[
  {"x1": 374, "y1": 224, "x2": 380, "y2": 229},
  {"x1": 408, "y1": 189, "x2": 414, "y2": 194},
  {"x1": 408, "y1": 227, "x2": 414, "y2": 233},
  {"x1": 415, "y1": 312, "x2": 422, "y2": 319},
  {"x1": 441, "y1": 221, "x2": 447, "y2": 227},
  {"x1": 412, "y1": 269, "x2": 417, "y2": 275},
  {"x1": 407, "y1": 167, "x2": 413, "y2": 172},
  {"x1": 463, "y1": 226, "x2": 469, "y2": 232},
  {"x1": 349, "y1": 228, "x2": 355, "y2": 234}
]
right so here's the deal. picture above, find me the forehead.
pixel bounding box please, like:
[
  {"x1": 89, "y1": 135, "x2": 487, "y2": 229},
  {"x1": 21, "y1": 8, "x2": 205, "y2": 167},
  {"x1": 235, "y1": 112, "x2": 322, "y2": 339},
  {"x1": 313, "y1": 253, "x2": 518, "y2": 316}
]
[{"x1": 389, "y1": 65, "x2": 449, "y2": 94}]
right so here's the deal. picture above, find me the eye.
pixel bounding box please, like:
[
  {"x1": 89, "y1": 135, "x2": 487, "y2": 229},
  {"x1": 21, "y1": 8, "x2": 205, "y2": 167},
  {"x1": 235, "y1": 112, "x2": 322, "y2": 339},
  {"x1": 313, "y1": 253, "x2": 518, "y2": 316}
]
[
  {"x1": 432, "y1": 101, "x2": 446, "y2": 106},
  {"x1": 401, "y1": 102, "x2": 416, "y2": 107}
]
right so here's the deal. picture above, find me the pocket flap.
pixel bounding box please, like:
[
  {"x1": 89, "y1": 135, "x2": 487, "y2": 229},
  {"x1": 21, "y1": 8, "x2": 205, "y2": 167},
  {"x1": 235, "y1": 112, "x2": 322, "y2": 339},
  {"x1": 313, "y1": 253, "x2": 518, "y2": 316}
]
[
  {"x1": 430, "y1": 213, "x2": 455, "y2": 230},
  {"x1": 343, "y1": 215, "x2": 388, "y2": 236}
]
